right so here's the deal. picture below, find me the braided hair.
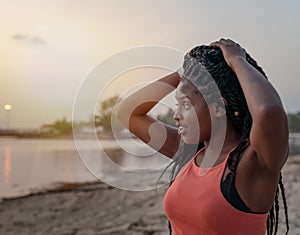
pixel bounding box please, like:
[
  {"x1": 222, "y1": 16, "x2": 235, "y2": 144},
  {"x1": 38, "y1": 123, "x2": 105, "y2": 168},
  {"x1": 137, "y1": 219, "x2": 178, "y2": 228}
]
[{"x1": 164, "y1": 45, "x2": 289, "y2": 235}]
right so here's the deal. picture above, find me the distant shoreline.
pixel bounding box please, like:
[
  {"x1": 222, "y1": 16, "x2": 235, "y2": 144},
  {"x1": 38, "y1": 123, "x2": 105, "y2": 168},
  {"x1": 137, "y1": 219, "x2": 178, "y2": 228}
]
[
  {"x1": 0, "y1": 132, "x2": 128, "y2": 140},
  {"x1": 2, "y1": 132, "x2": 300, "y2": 155}
]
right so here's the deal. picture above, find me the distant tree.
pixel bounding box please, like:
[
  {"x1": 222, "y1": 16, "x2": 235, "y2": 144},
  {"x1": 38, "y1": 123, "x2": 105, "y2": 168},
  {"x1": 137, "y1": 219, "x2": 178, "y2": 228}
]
[
  {"x1": 95, "y1": 96, "x2": 121, "y2": 132},
  {"x1": 287, "y1": 111, "x2": 300, "y2": 132},
  {"x1": 157, "y1": 108, "x2": 176, "y2": 127},
  {"x1": 52, "y1": 118, "x2": 72, "y2": 135},
  {"x1": 158, "y1": 109, "x2": 300, "y2": 133}
]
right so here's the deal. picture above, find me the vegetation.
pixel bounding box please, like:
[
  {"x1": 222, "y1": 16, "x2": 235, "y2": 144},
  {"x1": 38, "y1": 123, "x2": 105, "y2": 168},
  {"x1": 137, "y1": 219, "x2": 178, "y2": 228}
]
[
  {"x1": 44, "y1": 110, "x2": 300, "y2": 135},
  {"x1": 52, "y1": 117, "x2": 72, "y2": 135},
  {"x1": 94, "y1": 95, "x2": 122, "y2": 133},
  {"x1": 158, "y1": 110, "x2": 300, "y2": 133},
  {"x1": 287, "y1": 112, "x2": 300, "y2": 132},
  {"x1": 2, "y1": 104, "x2": 300, "y2": 139},
  {"x1": 157, "y1": 108, "x2": 176, "y2": 127}
]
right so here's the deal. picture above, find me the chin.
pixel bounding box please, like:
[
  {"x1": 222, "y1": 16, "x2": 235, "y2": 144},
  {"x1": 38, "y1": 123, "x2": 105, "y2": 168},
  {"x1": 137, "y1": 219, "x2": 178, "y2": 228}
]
[{"x1": 182, "y1": 136, "x2": 200, "y2": 145}]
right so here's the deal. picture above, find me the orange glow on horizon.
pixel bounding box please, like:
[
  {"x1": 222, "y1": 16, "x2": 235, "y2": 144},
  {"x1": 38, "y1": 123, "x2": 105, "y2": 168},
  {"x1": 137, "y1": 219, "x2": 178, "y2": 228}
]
[{"x1": 4, "y1": 147, "x2": 11, "y2": 185}]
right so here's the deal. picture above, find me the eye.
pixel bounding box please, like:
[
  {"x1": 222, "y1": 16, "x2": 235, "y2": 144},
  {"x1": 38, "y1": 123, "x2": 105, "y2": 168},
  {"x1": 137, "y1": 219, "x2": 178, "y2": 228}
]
[
  {"x1": 183, "y1": 101, "x2": 191, "y2": 110},
  {"x1": 175, "y1": 101, "x2": 191, "y2": 110}
]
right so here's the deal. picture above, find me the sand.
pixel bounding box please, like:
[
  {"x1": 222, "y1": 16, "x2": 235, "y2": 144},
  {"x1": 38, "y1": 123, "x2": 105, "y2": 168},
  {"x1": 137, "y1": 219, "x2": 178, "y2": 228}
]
[
  {"x1": 0, "y1": 182, "x2": 169, "y2": 235},
  {"x1": 0, "y1": 155, "x2": 299, "y2": 235}
]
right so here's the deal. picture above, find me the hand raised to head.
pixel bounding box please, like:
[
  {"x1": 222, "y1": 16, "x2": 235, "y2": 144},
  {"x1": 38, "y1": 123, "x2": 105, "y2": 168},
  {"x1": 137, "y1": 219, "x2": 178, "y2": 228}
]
[{"x1": 210, "y1": 38, "x2": 247, "y2": 71}]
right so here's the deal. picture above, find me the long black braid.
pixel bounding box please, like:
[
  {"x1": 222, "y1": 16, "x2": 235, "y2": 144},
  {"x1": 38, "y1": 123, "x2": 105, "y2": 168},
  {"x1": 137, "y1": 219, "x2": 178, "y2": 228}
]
[{"x1": 163, "y1": 45, "x2": 289, "y2": 234}]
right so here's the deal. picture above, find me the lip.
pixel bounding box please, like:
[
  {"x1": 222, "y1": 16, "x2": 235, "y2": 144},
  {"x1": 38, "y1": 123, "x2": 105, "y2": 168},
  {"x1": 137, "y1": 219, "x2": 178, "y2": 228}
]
[{"x1": 178, "y1": 125, "x2": 188, "y2": 135}]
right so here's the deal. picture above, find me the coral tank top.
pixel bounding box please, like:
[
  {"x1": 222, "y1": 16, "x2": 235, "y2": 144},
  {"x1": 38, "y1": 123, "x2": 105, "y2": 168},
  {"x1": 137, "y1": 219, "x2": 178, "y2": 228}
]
[{"x1": 164, "y1": 147, "x2": 268, "y2": 235}]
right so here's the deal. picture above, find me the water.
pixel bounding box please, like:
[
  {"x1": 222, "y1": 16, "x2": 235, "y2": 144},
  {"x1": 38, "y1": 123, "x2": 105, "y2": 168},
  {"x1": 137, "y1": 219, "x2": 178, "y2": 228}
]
[
  {"x1": 1, "y1": 138, "x2": 299, "y2": 233},
  {"x1": 0, "y1": 137, "x2": 171, "y2": 198}
]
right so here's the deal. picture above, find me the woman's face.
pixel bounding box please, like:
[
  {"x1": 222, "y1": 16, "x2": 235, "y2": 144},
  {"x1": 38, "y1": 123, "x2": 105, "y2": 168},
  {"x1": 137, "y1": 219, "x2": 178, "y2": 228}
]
[{"x1": 174, "y1": 80, "x2": 212, "y2": 144}]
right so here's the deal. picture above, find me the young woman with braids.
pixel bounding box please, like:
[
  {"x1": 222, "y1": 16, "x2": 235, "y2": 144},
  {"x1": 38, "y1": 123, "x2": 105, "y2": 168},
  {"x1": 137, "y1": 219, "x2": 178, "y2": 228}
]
[{"x1": 115, "y1": 38, "x2": 289, "y2": 235}]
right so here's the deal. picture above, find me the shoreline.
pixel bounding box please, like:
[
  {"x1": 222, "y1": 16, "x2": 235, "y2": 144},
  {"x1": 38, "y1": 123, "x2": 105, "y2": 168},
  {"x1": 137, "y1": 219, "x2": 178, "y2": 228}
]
[
  {"x1": 0, "y1": 157, "x2": 299, "y2": 234},
  {"x1": 0, "y1": 180, "x2": 170, "y2": 235},
  {"x1": 1, "y1": 154, "x2": 299, "y2": 202},
  {"x1": 0, "y1": 181, "x2": 102, "y2": 202}
]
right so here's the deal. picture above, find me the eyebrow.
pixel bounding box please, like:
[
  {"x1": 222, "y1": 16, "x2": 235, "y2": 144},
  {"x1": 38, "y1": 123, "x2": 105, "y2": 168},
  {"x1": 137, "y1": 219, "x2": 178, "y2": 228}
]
[{"x1": 175, "y1": 94, "x2": 191, "y2": 100}]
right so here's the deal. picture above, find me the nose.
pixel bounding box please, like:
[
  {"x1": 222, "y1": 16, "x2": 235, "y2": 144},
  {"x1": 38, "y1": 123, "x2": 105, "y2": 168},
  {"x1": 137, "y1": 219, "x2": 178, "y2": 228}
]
[{"x1": 173, "y1": 110, "x2": 182, "y2": 126}]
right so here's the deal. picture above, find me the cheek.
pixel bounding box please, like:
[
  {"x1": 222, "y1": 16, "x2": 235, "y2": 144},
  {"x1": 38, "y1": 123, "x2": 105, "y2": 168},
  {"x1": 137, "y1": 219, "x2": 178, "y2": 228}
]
[
  {"x1": 184, "y1": 108, "x2": 199, "y2": 126},
  {"x1": 185, "y1": 108, "x2": 209, "y2": 132},
  {"x1": 182, "y1": 104, "x2": 212, "y2": 125},
  {"x1": 196, "y1": 108, "x2": 212, "y2": 134},
  {"x1": 181, "y1": 107, "x2": 212, "y2": 144}
]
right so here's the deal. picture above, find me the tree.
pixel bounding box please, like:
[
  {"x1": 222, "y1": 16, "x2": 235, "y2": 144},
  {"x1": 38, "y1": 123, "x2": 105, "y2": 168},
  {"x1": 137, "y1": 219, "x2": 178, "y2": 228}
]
[
  {"x1": 287, "y1": 111, "x2": 300, "y2": 132},
  {"x1": 52, "y1": 118, "x2": 72, "y2": 135},
  {"x1": 157, "y1": 108, "x2": 176, "y2": 127},
  {"x1": 95, "y1": 95, "x2": 120, "y2": 132}
]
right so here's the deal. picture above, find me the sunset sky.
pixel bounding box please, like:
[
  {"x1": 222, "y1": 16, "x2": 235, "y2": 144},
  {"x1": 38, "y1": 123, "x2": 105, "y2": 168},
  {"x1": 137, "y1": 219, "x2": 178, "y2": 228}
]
[{"x1": 0, "y1": 0, "x2": 299, "y2": 129}]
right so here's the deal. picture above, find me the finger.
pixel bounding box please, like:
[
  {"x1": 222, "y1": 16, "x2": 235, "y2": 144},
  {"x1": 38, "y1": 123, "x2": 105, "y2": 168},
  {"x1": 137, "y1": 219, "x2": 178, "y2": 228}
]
[
  {"x1": 210, "y1": 41, "x2": 219, "y2": 46},
  {"x1": 210, "y1": 38, "x2": 229, "y2": 47},
  {"x1": 226, "y1": 39, "x2": 235, "y2": 44},
  {"x1": 220, "y1": 38, "x2": 233, "y2": 44},
  {"x1": 210, "y1": 39, "x2": 223, "y2": 46},
  {"x1": 226, "y1": 39, "x2": 242, "y2": 48}
]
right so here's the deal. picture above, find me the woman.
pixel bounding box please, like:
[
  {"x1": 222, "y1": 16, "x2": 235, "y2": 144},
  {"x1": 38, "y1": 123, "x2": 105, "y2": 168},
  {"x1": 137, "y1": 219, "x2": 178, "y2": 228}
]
[{"x1": 115, "y1": 39, "x2": 289, "y2": 235}]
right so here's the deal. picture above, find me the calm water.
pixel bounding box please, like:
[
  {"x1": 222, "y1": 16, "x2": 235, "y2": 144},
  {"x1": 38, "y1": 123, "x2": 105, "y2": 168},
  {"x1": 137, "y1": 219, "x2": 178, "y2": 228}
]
[{"x1": 0, "y1": 137, "x2": 170, "y2": 198}]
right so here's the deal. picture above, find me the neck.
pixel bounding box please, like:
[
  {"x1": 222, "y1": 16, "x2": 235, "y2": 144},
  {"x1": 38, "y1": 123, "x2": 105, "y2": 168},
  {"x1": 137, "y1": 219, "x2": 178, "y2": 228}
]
[{"x1": 203, "y1": 121, "x2": 241, "y2": 156}]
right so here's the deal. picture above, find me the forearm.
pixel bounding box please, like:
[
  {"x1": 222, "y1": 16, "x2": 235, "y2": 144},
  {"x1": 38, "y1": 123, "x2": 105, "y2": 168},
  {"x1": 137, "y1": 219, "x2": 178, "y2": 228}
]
[
  {"x1": 115, "y1": 72, "x2": 180, "y2": 125},
  {"x1": 231, "y1": 57, "x2": 285, "y2": 119}
]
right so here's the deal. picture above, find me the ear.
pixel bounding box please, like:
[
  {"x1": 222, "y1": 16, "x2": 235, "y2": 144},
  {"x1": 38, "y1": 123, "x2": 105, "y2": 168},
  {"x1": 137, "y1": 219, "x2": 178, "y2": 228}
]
[
  {"x1": 220, "y1": 98, "x2": 228, "y2": 106},
  {"x1": 211, "y1": 98, "x2": 227, "y2": 118}
]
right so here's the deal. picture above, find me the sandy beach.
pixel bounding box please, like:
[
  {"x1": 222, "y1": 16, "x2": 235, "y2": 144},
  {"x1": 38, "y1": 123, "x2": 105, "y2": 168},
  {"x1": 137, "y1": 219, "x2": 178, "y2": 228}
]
[{"x1": 0, "y1": 155, "x2": 299, "y2": 235}]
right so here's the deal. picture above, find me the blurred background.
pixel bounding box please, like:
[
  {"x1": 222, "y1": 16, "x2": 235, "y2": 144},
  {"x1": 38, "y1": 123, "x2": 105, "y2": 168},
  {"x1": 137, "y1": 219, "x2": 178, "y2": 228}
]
[{"x1": 0, "y1": 1, "x2": 299, "y2": 234}]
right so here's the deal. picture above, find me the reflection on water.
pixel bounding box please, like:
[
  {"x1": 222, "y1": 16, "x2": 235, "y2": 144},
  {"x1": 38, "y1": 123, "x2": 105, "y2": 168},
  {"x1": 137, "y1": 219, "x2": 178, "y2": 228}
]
[
  {"x1": 4, "y1": 147, "x2": 11, "y2": 185},
  {"x1": 0, "y1": 137, "x2": 171, "y2": 198}
]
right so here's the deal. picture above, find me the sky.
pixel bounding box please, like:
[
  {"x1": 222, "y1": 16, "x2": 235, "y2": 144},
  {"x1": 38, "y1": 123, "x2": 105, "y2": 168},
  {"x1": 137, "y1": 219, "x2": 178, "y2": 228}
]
[{"x1": 0, "y1": 0, "x2": 299, "y2": 129}]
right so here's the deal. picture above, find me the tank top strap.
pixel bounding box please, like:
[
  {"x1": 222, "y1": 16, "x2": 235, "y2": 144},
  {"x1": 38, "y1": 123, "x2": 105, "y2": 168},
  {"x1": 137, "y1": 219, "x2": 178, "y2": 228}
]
[
  {"x1": 197, "y1": 144, "x2": 238, "y2": 176},
  {"x1": 176, "y1": 147, "x2": 206, "y2": 179}
]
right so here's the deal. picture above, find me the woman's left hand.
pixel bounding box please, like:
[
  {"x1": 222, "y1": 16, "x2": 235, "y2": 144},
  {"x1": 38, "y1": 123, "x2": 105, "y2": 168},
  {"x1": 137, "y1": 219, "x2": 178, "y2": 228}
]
[{"x1": 210, "y1": 38, "x2": 246, "y2": 71}]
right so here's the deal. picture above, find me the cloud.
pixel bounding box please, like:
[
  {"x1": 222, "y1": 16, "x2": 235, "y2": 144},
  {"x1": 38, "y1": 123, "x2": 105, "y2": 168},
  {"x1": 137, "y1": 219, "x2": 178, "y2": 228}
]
[
  {"x1": 12, "y1": 34, "x2": 29, "y2": 40},
  {"x1": 31, "y1": 36, "x2": 46, "y2": 45},
  {"x1": 11, "y1": 34, "x2": 46, "y2": 45}
]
